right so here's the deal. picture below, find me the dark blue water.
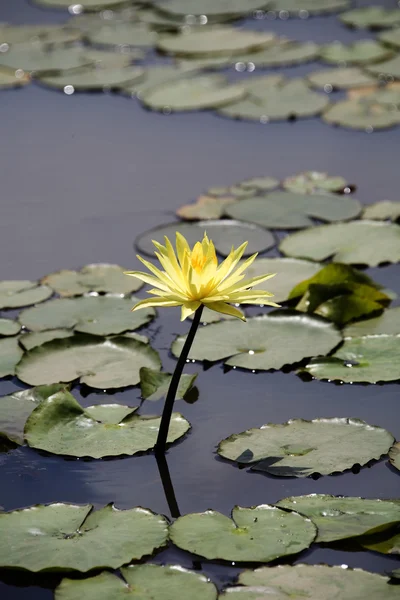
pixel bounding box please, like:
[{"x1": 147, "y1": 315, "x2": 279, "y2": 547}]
[{"x1": 1, "y1": 1, "x2": 400, "y2": 597}]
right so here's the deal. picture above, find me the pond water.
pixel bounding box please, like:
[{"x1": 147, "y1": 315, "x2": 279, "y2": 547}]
[{"x1": 0, "y1": 0, "x2": 400, "y2": 597}]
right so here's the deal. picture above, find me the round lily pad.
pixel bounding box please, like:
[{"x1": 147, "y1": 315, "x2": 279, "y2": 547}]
[
  {"x1": 302, "y1": 334, "x2": 400, "y2": 383},
  {"x1": 221, "y1": 564, "x2": 400, "y2": 599},
  {"x1": 344, "y1": 306, "x2": 400, "y2": 337},
  {"x1": 171, "y1": 313, "x2": 341, "y2": 371},
  {"x1": 225, "y1": 190, "x2": 361, "y2": 229},
  {"x1": 38, "y1": 66, "x2": 144, "y2": 91},
  {"x1": 340, "y1": 7, "x2": 400, "y2": 30},
  {"x1": 19, "y1": 329, "x2": 74, "y2": 351},
  {"x1": 0, "y1": 24, "x2": 82, "y2": 45},
  {"x1": 366, "y1": 55, "x2": 400, "y2": 81},
  {"x1": 80, "y1": 48, "x2": 139, "y2": 68},
  {"x1": 122, "y1": 65, "x2": 198, "y2": 98},
  {"x1": 135, "y1": 220, "x2": 275, "y2": 257},
  {"x1": 33, "y1": 0, "x2": 133, "y2": 10},
  {"x1": 218, "y1": 417, "x2": 394, "y2": 477},
  {"x1": 362, "y1": 200, "x2": 400, "y2": 221},
  {"x1": 157, "y1": 27, "x2": 275, "y2": 57},
  {"x1": 0, "y1": 338, "x2": 23, "y2": 378},
  {"x1": 282, "y1": 171, "x2": 350, "y2": 194},
  {"x1": 0, "y1": 66, "x2": 30, "y2": 89},
  {"x1": 308, "y1": 67, "x2": 378, "y2": 90},
  {"x1": 0, "y1": 384, "x2": 66, "y2": 445},
  {"x1": 320, "y1": 40, "x2": 392, "y2": 66},
  {"x1": 379, "y1": 27, "x2": 400, "y2": 50},
  {"x1": 280, "y1": 221, "x2": 400, "y2": 266},
  {"x1": 0, "y1": 281, "x2": 52, "y2": 309},
  {"x1": 42, "y1": 263, "x2": 144, "y2": 297},
  {"x1": 0, "y1": 45, "x2": 93, "y2": 73},
  {"x1": 177, "y1": 195, "x2": 237, "y2": 221},
  {"x1": 269, "y1": 0, "x2": 349, "y2": 15},
  {"x1": 16, "y1": 333, "x2": 161, "y2": 388},
  {"x1": 56, "y1": 564, "x2": 218, "y2": 600},
  {"x1": 154, "y1": 0, "x2": 269, "y2": 20},
  {"x1": 0, "y1": 502, "x2": 168, "y2": 572},
  {"x1": 389, "y1": 442, "x2": 400, "y2": 472},
  {"x1": 170, "y1": 505, "x2": 316, "y2": 562},
  {"x1": 239, "y1": 176, "x2": 280, "y2": 192},
  {"x1": 322, "y1": 96, "x2": 400, "y2": 131},
  {"x1": 275, "y1": 495, "x2": 400, "y2": 542},
  {"x1": 139, "y1": 74, "x2": 245, "y2": 112},
  {"x1": 236, "y1": 39, "x2": 319, "y2": 68},
  {"x1": 18, "y1": 296, "x2": 155, "y2": 336},
  {"x1": 0, "y1": 318, "x2": 21, "y2": 336},
  {"x1": 86, "y1": 22, "x2": 157, "y2": 48},
  {"x1": 25, "y1": 391, "x2": 190, "y2": 457}
]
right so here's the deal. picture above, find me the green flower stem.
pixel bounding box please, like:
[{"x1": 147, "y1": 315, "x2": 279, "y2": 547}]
[{"x1": 155, "y1": 305, "x2": 204, "y2": 455}]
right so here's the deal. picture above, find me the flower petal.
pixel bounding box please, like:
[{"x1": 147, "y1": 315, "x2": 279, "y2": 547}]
[
  {"x1": 181, "y1": 301, "x2": 201, "y2": 321},
  {"x1": 207, "y1": 301, "x2": 246, "y2": 321},
  {"x1": 131, "y1": 297, "x2": 181, "y2": 311}
]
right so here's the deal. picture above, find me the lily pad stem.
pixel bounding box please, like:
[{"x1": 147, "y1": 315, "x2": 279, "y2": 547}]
[{"x1": 155, "y1": 305, "x2": 204, "y2": 454}]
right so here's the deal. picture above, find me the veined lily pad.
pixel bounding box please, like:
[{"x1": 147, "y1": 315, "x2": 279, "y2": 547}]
[
  {"x1": 344, "y1": 306, "x2": 400, "y2": 337},
  {"x1": 220, "y1": 565, "x2": 400, "y2": 599},
  {"x1": 366, "y1": 55, "x2": 400, "y2": 81},
  {"x1": 320, "y1": 40, "x2": 392, "y2": 65},
  {"x1": 170, "y1": 505, "x2": 316, "y2": 562},
  {"x1": 362, "y1": 531, "x2": 400, "y2": 555},
  {"x1": 0, "y1": 45, "x2": 93, "y2": 73},
  {"x1": 25, "y1": 391, "x2": 189, "y2": 457},
  {"x1": 280, "y1": 221, "x2": 400, "y2": 266},
  {"x1": 379, "y1": 27, "x2": 400, "y2": 50},
  {"x1": 33, "y1": 0, "x2": 133, "y2": 10},
  {"x1": 0, "y1": 24, "x2": 82, "y2": 45},
  {"x1": 135, "y1": 220, "x2": 275, "y2": 257},
  {"x1": 18, "y1": 296, "x2": 155, "y2": 336},
  {"x1": 362, "y1": 200, "x2": 400, "y2": 221},
  {"x1": 42, "y1": 263, "x2": 144, "y2": 296},
  {"x1": 140, "y1": 368, "x2": 197, "y2": 401},
  {"x1": 0, "y1": 338, "x2": 23, "y2": 378},
  {"x1": 86, "y1": 22, "x2": 157, "y2": 48},
  {"x1": 177, "y1": 195, "x2": 237, "y2": 220},
  {"x1": 302, "y1": 334, "x2": 400, "y2": 383},
  {"x1": 0, "y1": 503, "x2": 168, "y2": 572},
  {"x1": 157, "y1": 27, "x2": 275, "y2": 57},
  {"x1": 218, "y1": 417, "x2": 394, "y2": 477},
  {"x1": 269, "y1": 0, "x2": 350, "y2": 15},
  {"x1": 282, "y1": 170, "x2": 350, "y2": 194},
  {"x1": 224, "y1": 190, "x2": 361, "y2": 229},
  {"x1": 0, "y1": 318, "x2": 21, "y2": 336},
  {"x1": 38, "y1": 66, "x2": 144, "y2": 91},
  {"x1": 275, "y1": 495, "x2": 400, "y2": 542},
  {"x1": 340, "y1": 7, "x2": 400, "y2": 30},
  {"x1": 56, "y1": 565, "x2": 218, "y2": 600},
  {"x1": 0, "y1": 384, "x2": 67, "y2": 445},
  {"x1": 16, "y1": 333, "x2": 161, "y2": 388},
  {"x1": 154, "y1": 0, "x2": 269, "y2": 20},
  {"x1": 0, "y1": 281, "x2": 52, "y2": 309},
  {"x1": 0, "y1": 66, "x2": 30, "y2": 89},
  {"x1": 20, "y1": 329, "x2": 74, "y2": 351},
  {"x1": 308, "y1": 67, "x2": 378, "y2": 90},
  {"x1": 322, "y1": 95, "x2": 400, "y2": 131},
  {"x1": 172, "y1": 314, "x2": 341, "y2": 371},
  {"x1": 389, "y1": 442, "x2": 400, "y2": 472},
  {"x1": 236, "y1": 39, "x2": 319, "y2": 68}
]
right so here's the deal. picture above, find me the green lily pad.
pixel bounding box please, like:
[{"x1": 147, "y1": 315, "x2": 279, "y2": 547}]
[
  {"x1": 19, "y1": 296, "x2": 155, "y2": 336},
  {"x1": 0, "y1": 384, "x2": 67, "y2": 445},
  {"x1": 344, "y1": 306, "x2": 400, "y2": 338},
  {"x1": 135, "y1": 220, "x2": 275, "y2": 258},
  {"x1": 0, "y1": 24, "x2": 82, "y2": 45},
  {"x1": 25, "y1": 391, "x2": 190, "y2": 457},
  {"x1": 389, "y1": 442, "x2": 400, "y2": 472},
  {"x1": 157, "y1": 27, "x2": 275, "y2": 57},
  {"x1": 366, "y1": 55, "x2": 400, "y2": 81},
  {"x1": 33, "y1": 0, "x2": 133, "y2": 10},
  {"x1": 218, "y1": 417, "x2": 394, "y2": 477},
  {"x1": 379, "y1": 27, "x2": 400, "y2": 50},
  {"x1": 225, "y1": 190, "x2": 361, "y2": 229},
  {"x1": 80, "y1": 48, "x2": 140, "y2": 68},
  {"x1": 0, "y1": 281, "x2": 52, "y2": 309},
  {"x1": 269, "y1": 0, "x2": 349, "y2": 15},
  {"x1": 235, "y1": 39, "x2": 319, "y2": 68},
  {"x1": 280, "y1": 221, "x2": 400, "y2": 266},
  {"x1": 122, "y1": 65, "x2": 199, "y2": 98},
  {"x1": 56, "y1": 564, "x2": 218, "y2": 600},
  {"x1": 172, "y1": 314, "x2": 341, "y2": 371},
  {"x1": 322, "y1": 95, "x2": 400, "y2": 131},
  {"x1": 154, "y1": 0, "x2": 269, "y2": 20},
  {"x1": 42, "y1": 263, "x2": 144, "y2": 297},
  {"x1": 0, "y1": 502, "x2": 168, "y2": 572},
  {"x1": 275, "y1": 495, "x2": 400, "y2": 542},
  {"x1": 340, "y1": 7, "x2": 400, "y2": 30},
  {"x1": 86, "y1": 22, "x2": 157, "y2": 48},
  {"x1": 19, "y1": 329, "x2": 74, "y2": 351},
  {"x1": 0, "y1": 338, "x2": 23, "y2": 378},
  {"x1": 0, "y1": 45, "x2": 93, "y2": 73},
  {"x1": 239, "y1": 176, "x2": 280, "y2": 192},
  {"x1": 136, "y1": 7, "x2": 190, "y2": 31},
  {"x1": 38, "y1": 66, "x2": 144, "y2": 91},
  {"x1": 362, "y1": 201, "x2": 400, "y2": 221},
  {"x1": 362, "y1": 531, "x2": 400, "y2": 555},
  {"x1": 218, "y1": 77, "x2": 330, "y2": 122},
  {"x1": 282, "y1": 170, "x2": 350, "y2": 194},
  {"x1": 302, "y1": 335, "x2": 400, "y2": 383},
  {"x1": 320, "y1": 40, "x2": 392, "y2": 66},
  {"x1": 220, "y1": 564, "x2": 400, "y2": 599},
  {"x1": 170, "y1": 505, "x2": 316, "y2": 562},
  {"x1": 0, "y1": 66, "x2": 31, "y2": 89},
  {"x1": 139, "y1": 74, "x2": 245, "y2": 112},
  {"x1": 16, "y1": 333, "x2": 161, "y2": 388},
  {"x1": 140, "y1": 368, "x2": 197, "y2": 401},
  {"x1": 308, "y1": 67, "x2": 378, "y2": 90},
  {"x1": 177, "y1": 195, "x2": 237, "y2": 221},
  {"x1": 0, "y1": 318, "x2": 21, "y2": 337}
]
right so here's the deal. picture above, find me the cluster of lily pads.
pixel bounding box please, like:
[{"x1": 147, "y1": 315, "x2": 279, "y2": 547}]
[{"x1": 2, "y1": 1, "x2": 400, "y2": 130}]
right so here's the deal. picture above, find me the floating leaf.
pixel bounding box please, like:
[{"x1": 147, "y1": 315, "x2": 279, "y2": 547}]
[
  {"x1": 280, "y1": 221, "x2": 400, "y2": 266},
  {"x1": 308, "y1": 67, "x2": 378, "y2": 90},
  {"x1": 344, "y1": 306, "x2": 400, "y2": 337},
  {"x1": 25, "y1": 391, "x2": 190, "y2": 457},
  {"x1": 0, "y1": 338, "x2": 23, "y2": 378},
  {"x1": 389, "y1": 442, "x2": 400, "y2": 472},
  {"x1": 55, "y1": 565, "x2": 218, "y2": 600},
  {"x1": 19, "y1": 296, "x2": 155, "y2": 336},
  {"x1": 366, "y1": 55, "x2": 400, "y2": 81},
  {"x1": 218, "y1": 417, "x2": 393, "y2": 477},
  {"x1": 84, "y1": 403, "x2": 138, "y2": 424},
  {"x1": 86, "y1": 22, "x2": 157, "y2": 48},
  {"x1": 80, "y1": 48, "x2": 139, "y2": 68},
  {"x1": 177, "y1": 195, "x2": 236, "y2": 220},
  {"x1": 0, "y1": 502, "x2": 168, "y2": 572},
  {"x1": 282, "y1": 170, "x2": 350, "y2": 194},
  {"x1": 33, "y1": 0, "x2": 134, "y2": 10},
  {"x1": 122, "y1": 65, "x2": 198, "y2": 98},
  {"x1": 38, "y1": 66, "x2": 144, "y2": 91},
  {"x1": 16, "y1": 333, "x2": 161, "y2": 388},
  {"x1": 0, "y1": 384, "x2": 66, "y2": 445},
  {"x1": 239, "y1": 176, "x2": 280, "y2": 192},
  {"x1": 153, "y1": 0, "x2": 269, "y2": 20},
  {"x1": 0, "y1": 318, "x2": 21, "y2": 337},
  {"x1": 221, "y1": 564, "x2": 400, "y2": 599},
  {"x1": 379, "y1": 27, "x2": 400, "y2": 50},
  {"x1": 322, "y1": 93, "x2": 400, "y2": 130},
  {"x1": 320, "y1": 40, "x2": 392, "y2": 66},
  {"x1": 0, "y1": 66, "x2": 30, "y2": 89},
  {"x1": 269, "y1": 0, "x2": 349, "y2": 15},
  {"x1": 0, "y1": 24, "x2": 82, "y2": 45},
  {"x1": 0, "y1": 45, "x2": 93, "y2": 73},
  {"x1": 172, "y1": 314, "x2": 341, "y2": 371},
  {"x1": 170, "y1": 505, "x2": 316, "y2": 562},
  {"x1": 340, "y1": 7, "x2": 400, "y2": 30},
  {"x1": 0, "y1": 281, "x2": 52, "y2": 309},
  {"x1": 135, "y1": 220, "x2": 275, "y2": 257},
  {"x1": 218, "y1": 77, "x2": 330, "y2": 122},
  {"x1": 362, "y1": 531, "x2": 400, "y2": 555},
  {"x1": 140, "y1": 367, "x2": 197, "y2": 401},
  {"x1": 19, "y1": 329, "x2": 74, "y2": 351},
  {"x1": 362, "y1": 200, "x2": 400, "y2": 221},
  {"x1": 302, "y1": 335, "x2": 400, "y2": 383},
  {"x1": 225, "y1": 190, "x2": 361, "y2": 229},
  {"x1": 275, "y1": 495, "x2": 400, "y2": 542},
  {"x1": 235, "y1": 39, "x2": 319, "y2": 68}
]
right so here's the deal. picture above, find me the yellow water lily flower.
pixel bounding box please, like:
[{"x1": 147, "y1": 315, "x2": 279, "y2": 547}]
[{"x1": 126, "y1": 232, "x2": 279, "y2": 321}]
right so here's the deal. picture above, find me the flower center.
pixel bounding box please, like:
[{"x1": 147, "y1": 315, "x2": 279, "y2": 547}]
[{"x1": 190, "y1": 243, "x2": 207, "y2": 274}]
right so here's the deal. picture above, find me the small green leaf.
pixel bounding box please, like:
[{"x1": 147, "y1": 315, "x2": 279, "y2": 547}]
[
  {"x1": 320, "y1": 40, "x2": 392, "y2": 65},
  {"x1": 340, "y1": 7, "x2": 400, "y2": 30},
  {"x1": 308, "y1": 67, "x2": 378, "y2": 91},
  {"x1": 0, "y1": 281, "x2": 52, "y2": 309},
  {"x1": 0, "y1": 338, "x2": 23, "y2": 378},
  {"x1": 282, "y1": 170, "x2": 349, "y2": 194},
  {"x1": 0, "y1": 318, "x2": 21, "y2": 337},
  {"x1": 140, "y1": 367, "x2": 197, "y2": 401},
  {"x1": 362, "y1": 200, "x2": 400, "y2": 221}
]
